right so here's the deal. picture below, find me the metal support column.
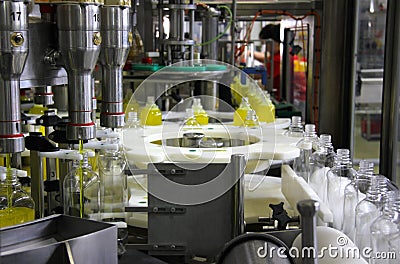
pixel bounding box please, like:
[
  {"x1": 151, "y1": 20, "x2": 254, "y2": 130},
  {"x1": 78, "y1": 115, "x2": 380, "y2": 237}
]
[
  {"x1": 379, "y1": 0, "x2": 400, "y2": 182},
  {"x1": 319, "y1": 0, "x2": 357, "y2": 149}
]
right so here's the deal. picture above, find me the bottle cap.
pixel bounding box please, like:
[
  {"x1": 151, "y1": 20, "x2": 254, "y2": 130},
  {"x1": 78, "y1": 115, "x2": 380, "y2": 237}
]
[
  {"x1": 147, "y1": 96, "x2": 155, "y2": 104},
  {"x1": 305, "y1": 124, "x2": 316, "y2": 133}
]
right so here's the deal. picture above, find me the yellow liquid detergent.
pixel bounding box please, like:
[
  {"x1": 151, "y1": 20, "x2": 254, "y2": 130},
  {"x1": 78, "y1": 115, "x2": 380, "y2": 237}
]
[
  {"x1": 233, "y1": 107, "x2": 250, "y2": 126},
  {"x1": 241, "y1": 108, "x2": 259, "y2": 128},
  {"x1": 182, "y1": 117, "x2": 201, "y2": 131},
  {"x1": 233, "y1": 97, "x2": 251, "y2": 126},
  {"x1": 28, "y1": 104, "x2": 48, "y2": 115},
  {"x1": 0, "y1": 154, "x2": 35, "y2": 228},
  {"x1": 0, "y1": 207, "x2": 35, "y2": 228},
  {"x1": 255, "y1": 103, "x2": 275, "y2": 123},
  {"x1": 140, "y1": 105, "x2": 162, "y2": 126},
  {"x1": 194, "y1": 110, "x2": 209, "y2": 125}
]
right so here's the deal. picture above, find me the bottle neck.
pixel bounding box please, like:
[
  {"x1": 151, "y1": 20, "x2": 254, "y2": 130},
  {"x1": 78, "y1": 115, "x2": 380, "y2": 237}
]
[{"x1": 382, "y1": 196, "x2": 400, "y2": 217}]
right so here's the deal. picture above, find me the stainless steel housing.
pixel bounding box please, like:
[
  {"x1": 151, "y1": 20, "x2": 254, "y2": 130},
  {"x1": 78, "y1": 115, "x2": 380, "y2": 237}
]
[
  {"x1": 57, "y1": 3, "x2": 101, "y2": 140},
  {"x1": 99, "y1": 6, "x2": 130, "y2": 128},
  {"x1": 0, "y1": 0, "x2": 29, "y2": 153}
]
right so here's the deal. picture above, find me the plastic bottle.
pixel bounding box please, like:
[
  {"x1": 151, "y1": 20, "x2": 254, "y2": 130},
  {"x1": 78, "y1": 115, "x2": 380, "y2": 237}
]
[
  {"x1": 326, "y1": 149, "x2": 357, "y2": 230},
  {"x1": 192, "y1": 98, "x2": 209, "y2": 125},
  {"x1": 233, "y1": 97, "x2": 251, "y2": 126},
  {"x1": 355, "y1": 175, "x2": 387, "y2": 251},
  {"x1": 254, "y1": 93, "x2": 275, "y2": 123},
  {"x1": 140, "y1": 96, "x2": 162, "y2": 126},
  {"x1": 341, "y1": 161, "x2": 373, "y2": 240},
  {"x1": 265, "y1": 92, "x2": 276, "y2": 121},
  {"x1": 126, "y1": 111, "x2": 141, "y2": 129},
  {"x1": 293, "y1": 140, "x2": 312, "y2": 182},
  {"x1": 309, "y1": 134, "x2": 336, "y2": 202},
  {"x1": 243, "y1": 109, "x2": 259, "y2": 127},
  {"x1": 0, "y1": 168, "x2": 35, "y2": 228},
  {"x1": 98, "y1": 138, "x2": 128, "y2": 256},
  {"x1": 63, "y1": 152, "x2": 101, "y2": 220},
  {"x1": 284, "y1": 116, "x2": 304, "y2": 137},
  {"x1": 357, "y1": 160, "x2": 374, "y2": 195},
  {"x1": 303, "y1": 124, "x2": 319, "y2": 151},
  {"x1": 182, "y1": 108, "x2": 201, "y2": 131},
  {"x1": 293, "y1": 124, "x2": 319, "y2": 181},
  {"x1": 388, "y1": 233, "x2": 400, "y2": 262},
  {"x1": 370, "y1": 191, "x2": 400, "y2": 264}
]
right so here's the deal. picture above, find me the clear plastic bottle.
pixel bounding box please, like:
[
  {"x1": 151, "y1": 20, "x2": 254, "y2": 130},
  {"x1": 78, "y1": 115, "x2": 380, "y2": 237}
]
[
  {"x1": 341, "y1": 161, "x2": 373, "y2": 241},
  {"x1": 293, "y1": 140, "x2": 312, "y2": 182},
  {"x1": 98, "y1": 138, "x2": 128, "y2": 256},
  {"x1": 99, "y1": 138, "x2": 128, "y2": 223},
  {"x1": 0, "y1": 168, "x2": 35, "y2": 228},
  {"x1": 388, "y1": 233, "x2": 400, "y2": 262},
  {"x1": 293, "y1": 124, "x2": 318, "y2": 181},
  {"x1": 303, "y1": 124, "x2": 319, "y2": 151},
  {"x1": 370, "y1": 191, "x2": 400, "y2": 264},
  {"x1": 233, "y1": 97, "x2": 251, "y2": 126},
  {"x1": 309, "y1": 134, "x2": 336, "y2": 203},
  {"x1": 63, "y1": 153, "x2": 101, "y2": 220},
  {"x1": 192, "y1": 98, "x2": 209, "y2": 125},
  {"x1": 355, "y1": 175, "x2": 387, "y2": 251},
  {"x1": 140, "y1": 96, "x2": 162, "y2": 126},
  {"x1": 243, "y1": 109, "x2": 259, "y2": 128},
  {"x1": 284, "y1": 116, "x2": 304, "y2": 137},
  {"x1": 356, "y1": 160, "x2": 374, "y2": 195},
  {"x1": 126, "y1": 111, "x2": 141, "y2": 129},
  {"x1": 327, "y1": 149, "x2": 357, "y2": 230},
  {"x1": 182, "y1": 108, "x2": 201, "y2": 131}
]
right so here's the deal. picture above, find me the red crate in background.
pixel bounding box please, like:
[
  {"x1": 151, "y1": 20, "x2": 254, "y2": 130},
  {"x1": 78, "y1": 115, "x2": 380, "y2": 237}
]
[{"x1": 361, "y1": 113, "x2": 381, "y2": 140}]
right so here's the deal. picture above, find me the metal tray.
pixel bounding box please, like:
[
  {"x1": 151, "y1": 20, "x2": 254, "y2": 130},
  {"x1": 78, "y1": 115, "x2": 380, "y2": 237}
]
[{"x1": 0, "y1": 214, "x2": 117, "y2": 264}]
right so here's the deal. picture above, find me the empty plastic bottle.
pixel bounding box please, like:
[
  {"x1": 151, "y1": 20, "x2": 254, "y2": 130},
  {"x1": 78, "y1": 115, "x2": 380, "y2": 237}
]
[
  {"x1": 341, "y1": 161, "x2": 373, "y2": 240},
  {"x1": 293, "y1": 141, "x2": 312, "y2": 182},
  {"x1": 309, "y1": 134, "x2": 336, "y2": 203},
  {"x1": 357, "y1": 160, "x2": 374, "y2": 195},
  {"x1": 126, "y1": 111, "x2": 141, "y2": 129},
  {"x1": 303, "y1": 124, "x2": 319, "y2": 151},
  {"x1": 355, "y1": 175, "x2": 387, "y2": 252},
  {"x1": 98, "y1": 138, "x2": 128, "y2": 256},
  {"x1": 327, "y1": 149, "x2": 357, "y2": 230},
  {"x1": 370, "y1": 191, "x2": 400, "y2": 264},
  {"x1": 293, "y1": 124, "x2": 319, "y2": 181},
  {"x1": 284, "y1": 116, "x2": 304, "y2": 137}
]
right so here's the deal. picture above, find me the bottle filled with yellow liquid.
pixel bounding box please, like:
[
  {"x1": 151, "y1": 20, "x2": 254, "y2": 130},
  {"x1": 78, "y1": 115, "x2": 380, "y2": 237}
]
[
  {"x1": 192, "y1": 98, "x2": 209, "y2": 125},
  {"x1": 182, "y1": 108, "x2": 201, "y2": 131},
  {"x1": 243, "y1": 109, "x2": 259, "y2": 128},
  {"x1": 140, "y1": 96, "x2": 162, "y2": 126},
  {"x1": 0, "y1": 155, "x2": 35, "y2": 228},
  {"x1": 233, "y1": 97, "x2": 251, "y2": 126},
  {"x1": 63, "y1": 152, "x2": 101, "y2": 220}
]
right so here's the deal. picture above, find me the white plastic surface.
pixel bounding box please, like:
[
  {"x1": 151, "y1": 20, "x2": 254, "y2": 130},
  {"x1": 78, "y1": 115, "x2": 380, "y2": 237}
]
[
  {"x1": 123, "y1": 122, "x2": 300, "y2": 173},
  {"x1": 292, "y1": 226, "x2": 368, "y2": 264},
  {"x1": 0, "y1": 167, "x2": 28, "y2": 177},
  {"x1": 73, "y1": 141, "x2": 119, "y2": 151},
  {"x1": 39, "y1": 150, "x2": 95, "y2": 160},
  {"x1": 281, "y1": 165, "x2": 333, "y2": 224}
]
